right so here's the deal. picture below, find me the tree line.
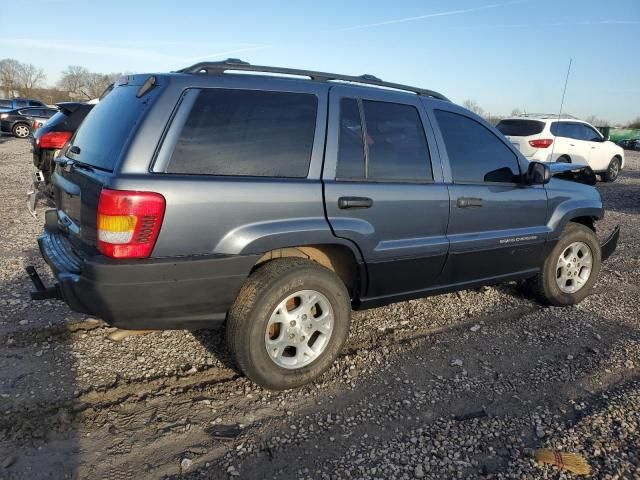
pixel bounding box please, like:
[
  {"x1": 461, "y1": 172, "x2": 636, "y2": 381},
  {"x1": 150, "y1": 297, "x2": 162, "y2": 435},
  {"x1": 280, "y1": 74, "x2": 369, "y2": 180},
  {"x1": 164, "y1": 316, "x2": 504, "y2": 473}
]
[{"x1": 0, "y1": 58, "x2": 121, "y2": 104}]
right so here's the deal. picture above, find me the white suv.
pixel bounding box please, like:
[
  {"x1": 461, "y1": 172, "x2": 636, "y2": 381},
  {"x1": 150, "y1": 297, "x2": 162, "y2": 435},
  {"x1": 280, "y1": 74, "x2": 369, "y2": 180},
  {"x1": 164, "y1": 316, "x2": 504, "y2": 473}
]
[{"x1": 496, "y1": 116, "x2": 625, "y2": 182}]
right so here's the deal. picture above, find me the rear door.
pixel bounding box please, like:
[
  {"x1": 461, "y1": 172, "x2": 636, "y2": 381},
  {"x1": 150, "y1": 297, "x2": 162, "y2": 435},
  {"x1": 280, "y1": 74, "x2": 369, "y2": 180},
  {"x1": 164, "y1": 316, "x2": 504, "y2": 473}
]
[
  {"x1": 429, "y1": 105, "x2": 548, "y2": 284},
  {"x1": 323, "y1": 86, "x2": 449, "y2": 300},
  {"x1": 578, "y1": 123, "x2": 609, "y2": 170}
]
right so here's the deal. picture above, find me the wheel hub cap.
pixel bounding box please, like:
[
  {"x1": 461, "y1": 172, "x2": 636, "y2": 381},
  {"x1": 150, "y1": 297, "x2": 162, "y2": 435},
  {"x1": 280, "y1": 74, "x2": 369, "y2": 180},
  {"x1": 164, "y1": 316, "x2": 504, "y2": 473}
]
[
  {"x1": 555, "y1": 241, "x2": 593, "y2": 293},
  {"x1": 265, "y1": 289, "x2": 334, "y2": 369}
]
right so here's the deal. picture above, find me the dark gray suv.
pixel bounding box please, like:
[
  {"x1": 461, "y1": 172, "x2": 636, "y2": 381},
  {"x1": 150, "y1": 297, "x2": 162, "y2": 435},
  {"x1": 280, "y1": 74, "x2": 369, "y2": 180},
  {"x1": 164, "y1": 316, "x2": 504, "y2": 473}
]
[{"x1": 29, "y1": 59, "x2": 619, "y2": 389}]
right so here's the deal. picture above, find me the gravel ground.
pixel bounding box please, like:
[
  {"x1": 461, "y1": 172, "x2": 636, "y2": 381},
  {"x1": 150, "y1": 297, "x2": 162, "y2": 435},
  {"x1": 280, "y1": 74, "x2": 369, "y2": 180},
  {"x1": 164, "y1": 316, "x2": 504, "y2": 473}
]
[{"x1": 0, "y1": 135, "x2": 638, "y2": 479}]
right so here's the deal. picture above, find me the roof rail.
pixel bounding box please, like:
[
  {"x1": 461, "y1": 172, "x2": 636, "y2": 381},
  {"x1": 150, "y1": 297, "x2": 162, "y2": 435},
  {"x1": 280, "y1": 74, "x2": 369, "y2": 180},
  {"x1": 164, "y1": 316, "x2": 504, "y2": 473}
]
[
  {"x1": 175, "y1": 58, "x2": 450, "y2": 101},
  {"x1": 518, "y1": 113, "x2": 578, "y2": 120}
]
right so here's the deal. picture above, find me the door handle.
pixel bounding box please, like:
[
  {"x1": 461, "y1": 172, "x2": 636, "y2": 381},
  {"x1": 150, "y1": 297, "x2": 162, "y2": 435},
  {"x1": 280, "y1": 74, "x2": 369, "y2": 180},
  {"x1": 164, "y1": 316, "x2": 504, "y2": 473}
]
[
  {"x1": 569, "y1": 143, "x2": 575, "y2": 147},
  {"x1": 457, "y1": 197, "x2": 483, "y2": 208},
  {"x1": 338, "y1": 196, "x2": 373, "y2": 209}
]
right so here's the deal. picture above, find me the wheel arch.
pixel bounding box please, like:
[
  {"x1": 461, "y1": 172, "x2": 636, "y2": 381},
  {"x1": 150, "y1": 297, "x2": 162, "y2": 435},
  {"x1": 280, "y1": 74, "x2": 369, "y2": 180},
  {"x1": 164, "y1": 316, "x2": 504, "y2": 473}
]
[{"x1": 253, "y1": 244, "x2": 362, "y2": 298}]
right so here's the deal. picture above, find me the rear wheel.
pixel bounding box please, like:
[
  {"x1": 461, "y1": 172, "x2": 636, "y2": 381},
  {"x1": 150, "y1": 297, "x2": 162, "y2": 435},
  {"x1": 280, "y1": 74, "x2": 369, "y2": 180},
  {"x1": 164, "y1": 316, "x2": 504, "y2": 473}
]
[
  {"x1": 530, "y1": 223, "x2": 601, "y2": 306},
  {"x1": 601, "y1": 157, "x2": 621, "y2": 182},
  {"x1": 12, "y1": 123, "x2": 30, "y2": 138},
  {"x1": 226, "y1": 258, "x2": 351, "y2": 390}
]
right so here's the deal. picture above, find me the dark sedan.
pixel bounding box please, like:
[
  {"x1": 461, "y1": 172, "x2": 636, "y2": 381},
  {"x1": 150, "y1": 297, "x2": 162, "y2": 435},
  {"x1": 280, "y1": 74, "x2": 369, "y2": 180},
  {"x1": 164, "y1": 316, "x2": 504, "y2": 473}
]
[{"x1": 0, "y1": 107, "x2": 58, "y2": 138}]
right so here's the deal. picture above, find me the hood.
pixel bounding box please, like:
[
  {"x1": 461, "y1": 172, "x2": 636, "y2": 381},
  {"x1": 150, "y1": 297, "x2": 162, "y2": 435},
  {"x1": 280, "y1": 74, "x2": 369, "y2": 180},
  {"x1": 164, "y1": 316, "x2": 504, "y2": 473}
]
[{"x1": 547, "y1": 162, "x2": 597, "y2": 186}]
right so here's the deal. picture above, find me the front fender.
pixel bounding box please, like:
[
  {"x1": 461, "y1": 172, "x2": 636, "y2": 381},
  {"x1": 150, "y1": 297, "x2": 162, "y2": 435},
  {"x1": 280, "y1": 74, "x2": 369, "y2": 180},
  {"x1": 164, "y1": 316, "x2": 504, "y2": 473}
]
[{"x1": 547, "y1": 202, "x2": 603, "y2": 240}]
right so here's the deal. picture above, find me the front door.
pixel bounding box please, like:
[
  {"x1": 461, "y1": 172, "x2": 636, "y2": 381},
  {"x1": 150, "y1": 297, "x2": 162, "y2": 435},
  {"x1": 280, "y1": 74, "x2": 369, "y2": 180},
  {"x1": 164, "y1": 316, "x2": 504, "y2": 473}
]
[
  {"x1": 323, "y1": 86, "x2": 450, "y2": 301},
  {"x1": 429, "y1": 106, "x2": 549, "y2": 285}
]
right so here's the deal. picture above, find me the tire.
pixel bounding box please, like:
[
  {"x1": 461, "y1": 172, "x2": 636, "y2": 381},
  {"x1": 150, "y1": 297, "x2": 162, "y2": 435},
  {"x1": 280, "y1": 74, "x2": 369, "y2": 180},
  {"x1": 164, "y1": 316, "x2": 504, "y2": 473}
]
[
  {"x1": 530, "y1": 223, "x2": 601, "y2": 306},
  {"x1": 601, "y1": 156, "x2": 621, "y2": 182},
  {"x1": 226, "y1": 258, "x2": 351, "y2": 390},
  {"x1": 557, "y1": 155, "x2": 571, "y2": 163},
  {"x1": 12, "y1": 123, "x2": 30, "y2": 138}
]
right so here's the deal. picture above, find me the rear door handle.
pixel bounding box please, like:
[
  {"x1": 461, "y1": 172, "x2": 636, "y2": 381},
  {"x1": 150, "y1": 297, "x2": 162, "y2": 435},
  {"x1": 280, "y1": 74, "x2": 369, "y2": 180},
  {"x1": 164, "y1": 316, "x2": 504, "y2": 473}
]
[
  {"x1": 338, "y1": 196, "x2": 373, "y2": 209},
  {"x1": 457, "y1": 197, "x2": 483, "y2": 208}
]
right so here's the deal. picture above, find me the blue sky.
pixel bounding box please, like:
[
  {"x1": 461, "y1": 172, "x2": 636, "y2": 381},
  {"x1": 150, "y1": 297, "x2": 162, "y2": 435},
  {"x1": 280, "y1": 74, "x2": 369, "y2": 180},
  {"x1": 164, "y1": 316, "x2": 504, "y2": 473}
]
[{"x1": 1, "y1": 0, "x2": 639, "y2": 123}]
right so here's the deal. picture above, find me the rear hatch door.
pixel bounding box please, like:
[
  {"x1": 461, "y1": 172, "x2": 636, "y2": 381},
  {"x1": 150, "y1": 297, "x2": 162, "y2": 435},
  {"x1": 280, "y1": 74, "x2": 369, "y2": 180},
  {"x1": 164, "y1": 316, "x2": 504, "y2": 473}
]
[
  {"x1": 52, "y1": 79, "x2": 159, "y2": 253},
  {"x1": 496, "y1": 119, "x2": 546, "y2": 157}
]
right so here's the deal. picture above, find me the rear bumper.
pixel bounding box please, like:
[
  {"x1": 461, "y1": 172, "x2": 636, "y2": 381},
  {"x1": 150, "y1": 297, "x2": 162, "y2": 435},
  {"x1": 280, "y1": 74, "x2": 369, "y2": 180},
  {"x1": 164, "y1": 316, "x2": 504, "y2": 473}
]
[{"x1": 33, "y1": 216, "x2": 258, "y2": 330}]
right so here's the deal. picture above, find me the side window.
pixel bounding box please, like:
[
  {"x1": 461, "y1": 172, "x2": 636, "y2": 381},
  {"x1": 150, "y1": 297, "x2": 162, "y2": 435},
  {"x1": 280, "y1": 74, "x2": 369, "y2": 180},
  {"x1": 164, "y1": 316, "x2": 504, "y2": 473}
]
[
  {"x1": 434, "y1": 110, "x2": 520, "y2": 184},
  {"x1": 582, "y1": 125, "x2": 602, "y2": 141},
  {"x1": 336, "y1": 98, "x2": 365, "y2": 178},
  {"x1": 551, "y1": 122, "x2": 567, "y2": 138},
  {"x1": 362, "y1": 100, "x2": 432, "y2": 180},
  {"x1": 15, "y1": 100, "x2": 28, "y2": 108},
  {"x1": 28, "y1": 101, "x2": 44, "y2": 107},
  {"x1": 167, "y1": 89, "x2": 317, "y2": 177}
]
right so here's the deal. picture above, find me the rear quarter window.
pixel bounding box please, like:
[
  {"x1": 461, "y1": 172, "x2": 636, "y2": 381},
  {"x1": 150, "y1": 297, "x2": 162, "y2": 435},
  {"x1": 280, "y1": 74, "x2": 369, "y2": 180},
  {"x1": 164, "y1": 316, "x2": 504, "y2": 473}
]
[
  {"x1": 165, "y1": 88, "x2": 317, "y2": 178},
  {"x1": 496, "y1": 120, "x2": 545, "y2": 137}
]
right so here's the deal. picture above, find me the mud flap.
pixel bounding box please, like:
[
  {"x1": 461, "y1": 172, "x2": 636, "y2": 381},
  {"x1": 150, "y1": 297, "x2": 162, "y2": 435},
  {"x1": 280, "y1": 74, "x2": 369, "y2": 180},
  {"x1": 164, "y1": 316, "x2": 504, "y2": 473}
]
[{"x1": 601, "y1": 225, "x2": 620, "y2": 261}]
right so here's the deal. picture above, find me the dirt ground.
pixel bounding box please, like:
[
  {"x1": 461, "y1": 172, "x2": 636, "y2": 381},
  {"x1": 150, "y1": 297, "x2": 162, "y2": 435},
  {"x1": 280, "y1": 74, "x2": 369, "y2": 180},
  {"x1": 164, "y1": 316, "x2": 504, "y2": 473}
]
[{"x1": 0, "y1": 136, "x2": 638, "y2": 479}]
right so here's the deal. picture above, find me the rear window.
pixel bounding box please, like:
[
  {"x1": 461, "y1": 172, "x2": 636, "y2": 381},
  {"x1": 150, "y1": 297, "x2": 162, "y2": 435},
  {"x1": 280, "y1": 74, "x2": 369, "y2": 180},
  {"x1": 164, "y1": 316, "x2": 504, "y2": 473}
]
[
  {"x1": 0, "y1": 100, "x2": 11, "y2": 108},
  {"x1": 496, "y1": 119, "x2": 545, "y2": 137},
  {"x1": 68, "y1": 85, "x2": 148, "y2": 171},
  {"x1": 166, "y1": 88, "x2": 317, "y2": 177}
]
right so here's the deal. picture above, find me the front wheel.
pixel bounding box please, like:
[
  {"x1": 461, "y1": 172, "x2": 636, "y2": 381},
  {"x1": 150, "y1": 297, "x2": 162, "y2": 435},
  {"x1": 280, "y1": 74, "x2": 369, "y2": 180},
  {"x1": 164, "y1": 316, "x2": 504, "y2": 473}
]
[
  {"x1": 601, "y1": 157, "x2": 621, "y2": 182},
  {"x1": 226, "y1": 258, "x2": 351, "y2": 390},
  {"x1": 530, "y1": 223, "x2": 601, "y2": 306}
]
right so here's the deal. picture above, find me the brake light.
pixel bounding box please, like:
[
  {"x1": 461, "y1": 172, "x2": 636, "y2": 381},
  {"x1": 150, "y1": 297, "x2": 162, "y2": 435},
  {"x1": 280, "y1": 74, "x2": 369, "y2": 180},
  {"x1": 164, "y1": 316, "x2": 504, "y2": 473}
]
[
  {"x1": 97, "y1": 189, "x2": 166, "y2": 259},
  {"x1": 529, "y1": 138, "x2": 553, "y2": 148},
  {"x1": 39, "y1": 131, "x2": 73, "y2": 149}
]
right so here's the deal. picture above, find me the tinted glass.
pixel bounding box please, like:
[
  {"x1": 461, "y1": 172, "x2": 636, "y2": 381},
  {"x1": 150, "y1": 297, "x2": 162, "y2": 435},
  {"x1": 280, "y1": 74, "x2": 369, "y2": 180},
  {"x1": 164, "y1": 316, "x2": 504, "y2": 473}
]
[
  {"x1": 15, "y1": 100, "x2": 28, "y2": 108},
  {"x1": 581, "y1": 125, "x2": 602, "y2": 141},
  {"x1": 69, "y1": 85, "x2": 149, "y2": 171},
  {"x1": 435, "y1": 110, "x2": 520, "y2": 184},
  {"x1": 0, "y1": 100, "x2": 11, "y2": 108},
  {"x1": 362, "y1": 100, "x2": 432, "y2": 180},
  {"x1": 28, "y1": 100, "x2": 44, "y2": 107},
  {"x1": 551, "y1": 121, "x2": 583, "y2": 140},
  {"x1": 44, "y1": 108, "x2": 58, "y2": 117},
  {"x1": 167, "y1": 89, "x2": 317, "y2": 177},
  {"x1": 336, "y1": 98, "x2": 365, "y2": 178},
  {"x1": 496, "y1": 119, "x2": 545, "y2": 136}
]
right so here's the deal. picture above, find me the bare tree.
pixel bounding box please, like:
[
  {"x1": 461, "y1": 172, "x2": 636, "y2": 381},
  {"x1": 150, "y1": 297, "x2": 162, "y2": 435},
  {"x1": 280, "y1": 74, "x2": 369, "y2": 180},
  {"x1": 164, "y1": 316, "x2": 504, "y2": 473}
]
[
  {"x1": 17, "y1": 63, "x2": 46, "y2": 96},
  {"x1": 626, "y1": 117, "x2": 640, "y2": 129},
  {"x1": 585, "y1": 115, "x2": 610, "y2": 127},
  {"x1": 57, "y1": 65, "x2": 91, "y2": 98},
  {"x1": 0, "y1": 58, "x2": 21, "y2": 97},
  {"x1": 58, "y1": 66, "x2": 120, "y2": 99},
  {"x1": 462, "y1": 99, "x2": 485, "y2": 117}
]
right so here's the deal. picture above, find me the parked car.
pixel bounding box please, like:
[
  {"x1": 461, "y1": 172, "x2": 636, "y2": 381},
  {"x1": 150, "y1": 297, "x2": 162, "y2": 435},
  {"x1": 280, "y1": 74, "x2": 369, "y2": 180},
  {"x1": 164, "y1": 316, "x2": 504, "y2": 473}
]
[
  {"x1": 28, "y1": 60, "x2": 619, "y2": 390},
  {"x1": 31, "y1": 102, "x2": 95, "y2": 184},
  {"x1": 496, "y1": 116, "x2": 625, "y2": 182},
  {"x1": 0, "y1": 97, "x2": 46, "y2": 112},
  {"x1": 0, "y1": 106, "x2": 58, "y2": 138},
  {"x1": 618, "y1": 138, "x2": 640, "y2": 151}
]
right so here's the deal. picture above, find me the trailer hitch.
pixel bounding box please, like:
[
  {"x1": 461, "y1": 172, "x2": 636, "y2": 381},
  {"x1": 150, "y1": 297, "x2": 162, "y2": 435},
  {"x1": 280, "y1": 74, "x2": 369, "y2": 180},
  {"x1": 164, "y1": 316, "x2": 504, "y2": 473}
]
[{"x1": 25, "y1": 266, "x2": 61, "y2": 300}]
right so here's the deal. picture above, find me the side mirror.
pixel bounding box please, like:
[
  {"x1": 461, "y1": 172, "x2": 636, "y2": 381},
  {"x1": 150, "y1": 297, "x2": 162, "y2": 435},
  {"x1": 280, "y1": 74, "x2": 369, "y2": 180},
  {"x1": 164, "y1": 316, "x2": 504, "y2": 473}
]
[{"x1": 526, "y1": 161, "x2": 551, "y2": 185}]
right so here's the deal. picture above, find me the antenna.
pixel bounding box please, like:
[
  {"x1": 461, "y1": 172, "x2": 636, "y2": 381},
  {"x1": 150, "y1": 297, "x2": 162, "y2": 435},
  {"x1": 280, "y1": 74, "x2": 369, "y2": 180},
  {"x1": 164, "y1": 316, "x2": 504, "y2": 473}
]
[{"x1": 550, "y1": 58, "x2": 572, "y2": 161}]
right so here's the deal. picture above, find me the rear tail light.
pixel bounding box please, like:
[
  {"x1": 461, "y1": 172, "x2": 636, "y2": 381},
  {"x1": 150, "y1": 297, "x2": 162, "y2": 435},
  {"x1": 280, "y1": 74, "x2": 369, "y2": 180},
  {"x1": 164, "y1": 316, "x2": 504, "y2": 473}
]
[
  {"x1": 39, "y1": 131, "x2": 73, "y2": 149},
  {"x1": 97, "y1": 189, "x2": 166, "y2": 259},
  {"x1": 529, "y1": 138, "x2": 553, "y2": 148}
]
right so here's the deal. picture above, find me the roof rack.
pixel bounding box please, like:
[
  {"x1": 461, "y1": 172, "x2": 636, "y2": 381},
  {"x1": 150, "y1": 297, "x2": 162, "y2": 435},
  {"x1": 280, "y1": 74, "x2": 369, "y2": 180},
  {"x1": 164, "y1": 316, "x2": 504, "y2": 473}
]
[
  {"x1": 175, "y1": 58, "x2": 450, "y2": 101},
  {"x1": 517, "y1": 113, "x2": 578, "y2": 120}
]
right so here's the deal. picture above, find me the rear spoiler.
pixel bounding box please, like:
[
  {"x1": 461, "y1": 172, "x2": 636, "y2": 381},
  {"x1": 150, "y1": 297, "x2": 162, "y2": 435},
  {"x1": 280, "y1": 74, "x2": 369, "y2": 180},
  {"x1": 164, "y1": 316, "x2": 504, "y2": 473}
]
[
  {"x1": 55, "y1": 102, "x2": 94, "y2": 116},
  {"x1": 548, "y1": 163, "x2": 597, "y2": 186}
]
